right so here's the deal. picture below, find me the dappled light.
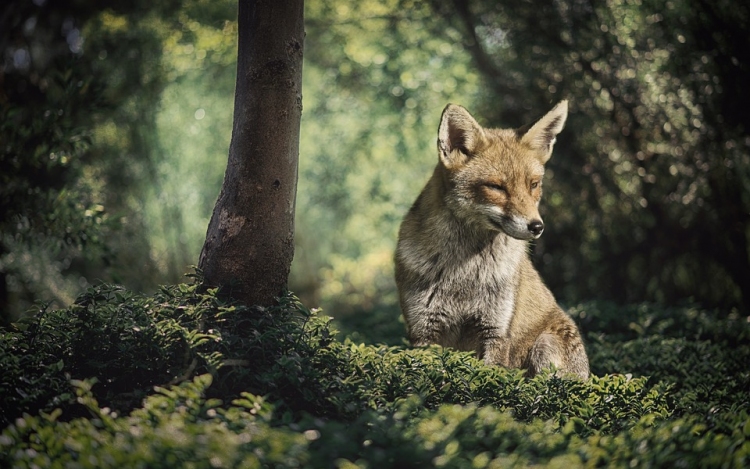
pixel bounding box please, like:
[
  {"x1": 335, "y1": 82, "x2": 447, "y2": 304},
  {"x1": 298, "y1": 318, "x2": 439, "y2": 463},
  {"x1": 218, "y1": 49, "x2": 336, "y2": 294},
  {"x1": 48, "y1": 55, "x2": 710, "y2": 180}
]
[
  {"x1": 2, "y1": 0, "x2": 749, "y2": 318},
  {"x1": 2, "y1": 0, "x2": 749, "y2": 465},
  {"x1": 297, "y1": 0, "x2": 750, "y2": 311}
]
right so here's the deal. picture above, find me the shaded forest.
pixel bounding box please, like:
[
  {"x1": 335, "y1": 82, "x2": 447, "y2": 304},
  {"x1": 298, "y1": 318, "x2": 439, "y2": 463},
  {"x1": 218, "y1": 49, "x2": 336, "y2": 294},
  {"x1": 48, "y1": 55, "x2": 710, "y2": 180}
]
[
  {"x1": 2, "y1": 0, "x2": 749, "y2": 323},
  {"x1": 2, "y1": 2, "x2": 750, "y2": 467}
]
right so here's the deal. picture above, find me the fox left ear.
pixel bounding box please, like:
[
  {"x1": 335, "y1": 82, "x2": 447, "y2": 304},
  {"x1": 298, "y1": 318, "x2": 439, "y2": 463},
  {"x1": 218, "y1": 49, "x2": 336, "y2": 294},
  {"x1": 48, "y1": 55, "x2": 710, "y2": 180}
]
[
  {"x1": 519, "y1": 100, "x2": 568, "y2": 163},
  {"x1": 437, "y1": 104, "x2": 487, "y2": 169}
]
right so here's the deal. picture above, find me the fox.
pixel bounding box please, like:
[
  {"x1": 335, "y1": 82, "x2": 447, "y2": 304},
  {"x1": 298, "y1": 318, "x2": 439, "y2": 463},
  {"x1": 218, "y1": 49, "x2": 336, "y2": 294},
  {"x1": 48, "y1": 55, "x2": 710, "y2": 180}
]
[{"x1": 394, "y1": 100, "x2": 589, "y2": 379}]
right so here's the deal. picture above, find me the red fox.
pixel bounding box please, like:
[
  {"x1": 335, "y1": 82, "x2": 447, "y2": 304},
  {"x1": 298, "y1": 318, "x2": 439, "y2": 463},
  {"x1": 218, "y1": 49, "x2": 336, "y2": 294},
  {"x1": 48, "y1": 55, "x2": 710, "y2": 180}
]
[{"x1": 395, "y1": 101, "x2": 589, "y2": 379}]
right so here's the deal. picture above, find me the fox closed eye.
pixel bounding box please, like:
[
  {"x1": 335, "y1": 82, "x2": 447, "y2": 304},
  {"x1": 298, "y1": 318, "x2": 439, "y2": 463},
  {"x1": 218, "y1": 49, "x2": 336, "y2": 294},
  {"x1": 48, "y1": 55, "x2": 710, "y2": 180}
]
[{"x1": 485, "y1": 183, "x2": 507, "y2": 193}]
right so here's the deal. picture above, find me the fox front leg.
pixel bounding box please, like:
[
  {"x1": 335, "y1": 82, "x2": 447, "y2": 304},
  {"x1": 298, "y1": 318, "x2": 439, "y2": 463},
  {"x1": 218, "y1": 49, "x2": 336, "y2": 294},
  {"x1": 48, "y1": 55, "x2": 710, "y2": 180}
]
[
  {"x1": 481, "y1": 336, "x2": 511, "y2": 368},
  {"x1": 405, "y1": 310, "x2": 450, "y2": 347}
]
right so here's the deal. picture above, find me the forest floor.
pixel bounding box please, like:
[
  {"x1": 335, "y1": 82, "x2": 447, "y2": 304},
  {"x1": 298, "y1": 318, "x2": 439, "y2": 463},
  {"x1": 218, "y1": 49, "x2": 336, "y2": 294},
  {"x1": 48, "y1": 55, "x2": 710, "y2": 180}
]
[{"x1": 1, "y1": 282, "x2": 748, "y2": 467}]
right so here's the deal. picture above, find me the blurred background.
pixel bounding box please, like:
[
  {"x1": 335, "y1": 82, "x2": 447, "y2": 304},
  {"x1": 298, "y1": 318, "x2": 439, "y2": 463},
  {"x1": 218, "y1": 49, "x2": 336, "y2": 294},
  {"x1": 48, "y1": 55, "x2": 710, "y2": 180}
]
[{"x1": 2, "y1": 0, "x2": 749, "y2": 326}]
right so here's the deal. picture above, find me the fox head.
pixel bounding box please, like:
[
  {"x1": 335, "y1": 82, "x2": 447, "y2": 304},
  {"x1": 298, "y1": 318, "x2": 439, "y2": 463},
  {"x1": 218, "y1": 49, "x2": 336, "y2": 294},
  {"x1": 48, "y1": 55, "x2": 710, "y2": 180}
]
[{"x1": 436, "y1": 101, "x2": 568, "y2": 240}]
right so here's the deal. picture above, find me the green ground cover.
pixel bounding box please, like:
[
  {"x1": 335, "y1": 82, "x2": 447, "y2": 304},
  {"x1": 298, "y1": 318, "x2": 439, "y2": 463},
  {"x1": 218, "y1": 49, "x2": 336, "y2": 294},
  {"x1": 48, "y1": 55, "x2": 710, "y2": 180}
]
[{"x1": 1, "y1": 281, "x2": 748, "y2": 467}]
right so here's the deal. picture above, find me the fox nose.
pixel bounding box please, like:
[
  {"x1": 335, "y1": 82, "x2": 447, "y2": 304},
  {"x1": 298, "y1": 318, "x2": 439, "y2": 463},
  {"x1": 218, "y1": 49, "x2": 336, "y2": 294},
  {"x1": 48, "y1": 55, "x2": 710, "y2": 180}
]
[{"x1": 528, "y1": 220, "x2": 544, "y2": 237}]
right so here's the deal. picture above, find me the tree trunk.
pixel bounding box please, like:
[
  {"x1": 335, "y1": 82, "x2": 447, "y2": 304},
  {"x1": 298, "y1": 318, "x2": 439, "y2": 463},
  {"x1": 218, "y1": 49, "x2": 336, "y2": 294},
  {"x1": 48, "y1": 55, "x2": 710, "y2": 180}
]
[{"x1": 198, "y1": 0, "x2": 304, "y2": 306}]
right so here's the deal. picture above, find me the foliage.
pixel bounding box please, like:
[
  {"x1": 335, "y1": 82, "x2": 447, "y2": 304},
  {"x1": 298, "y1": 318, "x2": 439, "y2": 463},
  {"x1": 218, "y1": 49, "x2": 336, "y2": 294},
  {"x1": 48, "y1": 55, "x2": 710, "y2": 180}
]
[
  {"x1": 293, "y1": 0, "x2": 483, "y2": 309},
  {"x1": 0, "y1": 0, "x2": 238, "y2": 321},
  {"x1": 4, "y1": 0, "x2": 748, "y2": 323},
  {"x1": 1, "y1": 1, "x2": 112, "y2": 322},
  {"x1": 2, "y1": 283, "x2": 749, "y2": 466},
  {"x1": 3, "y1": 374, "x2": 749, "y2": 468},
  {"x1": 574, "y1": 302, "x2": 750, "y2": 432},
  {"x1": 1, "y1": 375, "x2": 308, "y2": 468},
  {"x1": 3, "y1": 0, "x2": 749, "y2": 461},
  {"x1": 297, "y1": 0, "x2": 750, "y2": 311},
  {"x1": 0, "y1": 282, "x2": 672, "y2": 430},
  {"x1": 438, "y1": 0, "x2": 750, "y2": 308},
  {"x1": 1, "y1": 0, "x2": 175, "y2": 320}
]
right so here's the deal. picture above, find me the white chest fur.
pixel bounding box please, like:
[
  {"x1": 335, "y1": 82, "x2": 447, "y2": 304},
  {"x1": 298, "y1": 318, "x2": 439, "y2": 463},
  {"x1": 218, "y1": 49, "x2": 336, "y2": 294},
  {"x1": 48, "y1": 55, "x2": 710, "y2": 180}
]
[{"x1": 398, "y1": 214, "x2": 526, "y2": 349}]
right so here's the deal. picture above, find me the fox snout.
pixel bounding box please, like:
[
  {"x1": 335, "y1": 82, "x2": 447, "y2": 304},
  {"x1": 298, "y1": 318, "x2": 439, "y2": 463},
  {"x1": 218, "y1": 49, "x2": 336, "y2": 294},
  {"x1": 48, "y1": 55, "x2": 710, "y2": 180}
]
[
  {"x1": 504, "y1": 216, "x2": 545, "y2": 240},
  {"x1": 528, "y1": 220, "x2": 544, "y2": 238},
  {"x1": 486, "y1": 211, "x2": 545, "y2": 240}
]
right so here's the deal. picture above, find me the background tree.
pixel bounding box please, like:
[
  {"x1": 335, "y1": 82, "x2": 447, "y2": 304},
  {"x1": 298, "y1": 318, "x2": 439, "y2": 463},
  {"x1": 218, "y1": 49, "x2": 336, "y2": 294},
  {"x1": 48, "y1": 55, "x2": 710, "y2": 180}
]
[
  {"x1": 1, "y1": 0, "x2": 237, "y2": 321},
  {"x1": 0, "y1": 0, "x2": 177, "y2": 323},
  {"x1": 198, "y1": 0, "x2": 304, "y2": 307}
]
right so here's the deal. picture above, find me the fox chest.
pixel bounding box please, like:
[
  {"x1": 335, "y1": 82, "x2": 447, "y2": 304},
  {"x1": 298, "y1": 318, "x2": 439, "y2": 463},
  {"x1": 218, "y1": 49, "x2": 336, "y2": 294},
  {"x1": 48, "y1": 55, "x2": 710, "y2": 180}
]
[{"x1": 406, "y1": 251, "x2": 520, "y2": 341}]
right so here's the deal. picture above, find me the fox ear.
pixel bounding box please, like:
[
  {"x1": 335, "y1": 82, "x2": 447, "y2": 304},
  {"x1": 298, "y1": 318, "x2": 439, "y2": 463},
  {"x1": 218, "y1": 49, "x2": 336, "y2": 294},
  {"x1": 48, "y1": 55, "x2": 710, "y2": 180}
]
[
  {"x1": 437, "y1": 104, "x2": 486, "y2": 169},
  {"x1": 519, "y1": 100, "x2": 568, "y2": 163}
]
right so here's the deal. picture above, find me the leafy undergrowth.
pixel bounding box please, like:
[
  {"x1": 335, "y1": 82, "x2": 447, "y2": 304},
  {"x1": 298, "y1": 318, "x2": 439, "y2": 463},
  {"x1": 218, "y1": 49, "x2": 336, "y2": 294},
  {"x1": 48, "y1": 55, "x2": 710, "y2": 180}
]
[{"x1": 1, "y1": 282, "x2": 749, "y2": 467}]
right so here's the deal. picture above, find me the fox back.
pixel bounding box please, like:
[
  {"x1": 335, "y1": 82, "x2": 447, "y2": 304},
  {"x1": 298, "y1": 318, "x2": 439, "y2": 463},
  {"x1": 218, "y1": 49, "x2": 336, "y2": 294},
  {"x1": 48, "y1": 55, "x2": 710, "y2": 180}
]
[{"x1": 395, "y1": 101, "x2": 589, "y2": 379}]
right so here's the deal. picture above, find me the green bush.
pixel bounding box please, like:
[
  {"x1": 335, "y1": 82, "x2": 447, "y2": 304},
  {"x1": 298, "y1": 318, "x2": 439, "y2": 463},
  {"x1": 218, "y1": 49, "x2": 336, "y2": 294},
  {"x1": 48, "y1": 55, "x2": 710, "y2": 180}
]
[
  {"x1": 2, "y1": 374, "x2": 748, "y2": 468},
  {"x1": 572, "y1": 302, "x2": 750, "y2": 432},
  {"x1": 1, "y1": 283, "x2": 749, "y2": 467}
]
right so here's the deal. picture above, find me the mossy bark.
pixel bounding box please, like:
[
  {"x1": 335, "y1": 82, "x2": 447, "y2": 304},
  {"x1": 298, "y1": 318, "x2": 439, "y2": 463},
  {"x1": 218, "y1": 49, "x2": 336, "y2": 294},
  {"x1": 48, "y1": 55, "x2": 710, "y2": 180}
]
[{"x1": 199, "y1": 0, "x2": 304, "y2": 306}]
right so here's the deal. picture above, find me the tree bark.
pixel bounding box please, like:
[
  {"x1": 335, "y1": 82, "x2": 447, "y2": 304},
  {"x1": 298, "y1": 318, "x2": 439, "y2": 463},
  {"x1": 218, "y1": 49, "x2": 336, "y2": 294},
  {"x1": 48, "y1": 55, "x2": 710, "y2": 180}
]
[{"x1": 198, "y1": 0, "x2": 304, "y2": 306}]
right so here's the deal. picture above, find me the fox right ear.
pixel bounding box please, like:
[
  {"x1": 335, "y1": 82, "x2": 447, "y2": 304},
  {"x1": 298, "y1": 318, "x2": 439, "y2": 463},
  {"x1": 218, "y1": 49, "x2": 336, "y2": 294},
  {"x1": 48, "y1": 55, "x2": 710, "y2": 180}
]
[
  {"x1": 437, "y1": 104, "x2": 486, "y2": 169},
  {"x1": 519, "y1": 100, "x2": 568, "y2": 164}
]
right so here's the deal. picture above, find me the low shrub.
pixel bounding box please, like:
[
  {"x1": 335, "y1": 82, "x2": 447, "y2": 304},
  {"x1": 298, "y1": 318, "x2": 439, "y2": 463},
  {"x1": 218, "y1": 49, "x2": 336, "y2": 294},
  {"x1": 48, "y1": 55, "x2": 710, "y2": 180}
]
[
  {"x1": 573, "y1": 302, "x2": 750, "y2": 432},
  {"x1": 1, "y1": 282, "x2": 748, "y2": 466},
  {"x1": 2, "y1": 374, "x2": 748, "y2": 468}
]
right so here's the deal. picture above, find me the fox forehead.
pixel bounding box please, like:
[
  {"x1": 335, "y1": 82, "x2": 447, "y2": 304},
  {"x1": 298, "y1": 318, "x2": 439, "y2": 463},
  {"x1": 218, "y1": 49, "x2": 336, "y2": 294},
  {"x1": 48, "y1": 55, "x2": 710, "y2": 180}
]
[{"x1": 464, "y1": 128, "x2": 546, "y2": 182}]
